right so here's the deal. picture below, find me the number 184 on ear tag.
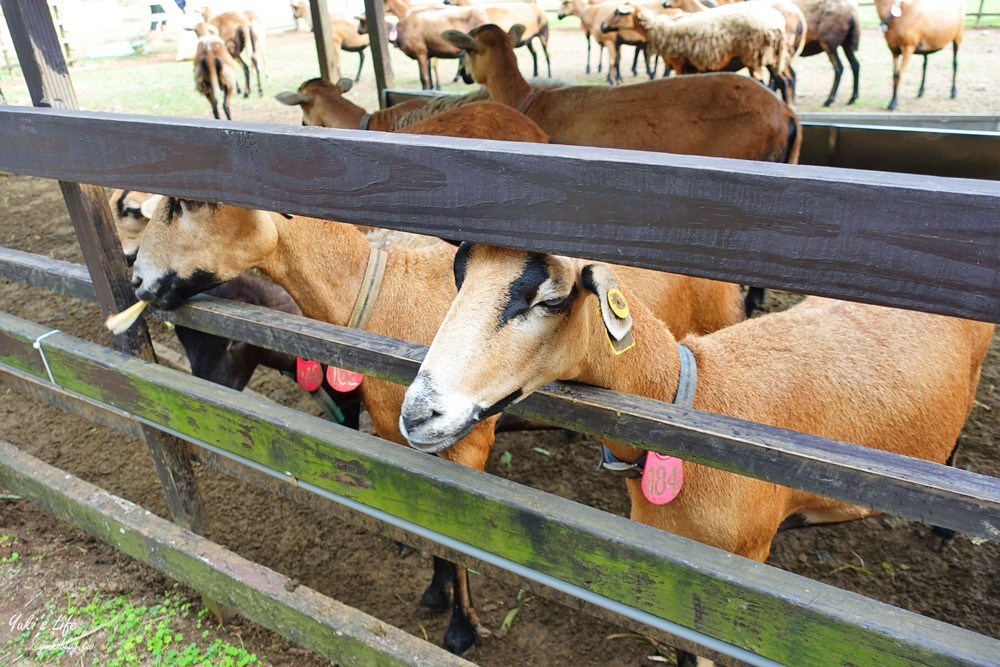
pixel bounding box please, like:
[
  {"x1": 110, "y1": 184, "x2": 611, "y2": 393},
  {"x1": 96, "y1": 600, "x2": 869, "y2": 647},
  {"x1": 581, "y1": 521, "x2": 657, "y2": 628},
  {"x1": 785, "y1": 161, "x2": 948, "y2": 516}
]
[{"x1": 641, "y1": 453, "x2": 683, "y2": 505}]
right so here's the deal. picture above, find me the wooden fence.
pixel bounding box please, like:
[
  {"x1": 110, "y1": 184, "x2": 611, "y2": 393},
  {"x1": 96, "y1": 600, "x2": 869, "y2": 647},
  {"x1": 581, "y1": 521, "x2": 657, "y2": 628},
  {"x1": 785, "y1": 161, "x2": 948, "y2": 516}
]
[{"x1": 1, "y1": 0, "x2": 999, "y2": 665}]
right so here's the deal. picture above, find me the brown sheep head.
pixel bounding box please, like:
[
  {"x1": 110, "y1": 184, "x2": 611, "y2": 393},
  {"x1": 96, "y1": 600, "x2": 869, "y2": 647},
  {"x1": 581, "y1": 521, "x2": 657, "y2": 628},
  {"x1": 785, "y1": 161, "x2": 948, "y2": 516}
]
[
  {"x1": 275, "y1": 77, "x2": 356, "y2": 126},
  {"x1": 441, "y1": 24, "x2": 526, "y2": 86},
  {"x1": 602, "y1": 5, "x2": 640, "y2": 34}
]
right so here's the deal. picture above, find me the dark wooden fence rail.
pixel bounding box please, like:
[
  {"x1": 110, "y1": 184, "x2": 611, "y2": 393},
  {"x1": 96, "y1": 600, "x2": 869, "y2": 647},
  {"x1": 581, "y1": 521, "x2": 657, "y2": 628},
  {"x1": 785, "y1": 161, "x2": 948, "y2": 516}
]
[
  {"x1": 1, "y1": 106, "x2": 999, "y2": 323},
  {"x1": 1, "y1": 311, "x2": 997, "y2": 666},
  {"x1": 2, "y1": 247, "x2": 998, "y2": 543}
]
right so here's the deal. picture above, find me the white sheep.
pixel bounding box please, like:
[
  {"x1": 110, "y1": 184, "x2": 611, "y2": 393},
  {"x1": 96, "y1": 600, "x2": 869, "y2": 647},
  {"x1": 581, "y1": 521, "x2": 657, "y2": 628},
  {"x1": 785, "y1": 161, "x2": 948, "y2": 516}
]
[{"x1": 604, "y1": 2, "x2": 791, "y2": 97}]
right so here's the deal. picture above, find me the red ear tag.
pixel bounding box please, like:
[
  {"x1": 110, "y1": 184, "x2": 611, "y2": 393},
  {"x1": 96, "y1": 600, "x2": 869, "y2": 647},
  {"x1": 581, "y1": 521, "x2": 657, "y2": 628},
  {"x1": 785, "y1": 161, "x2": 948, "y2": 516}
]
[
  {"x1": 641, "y1": 453, "x2": 683, "y2": 505},
  {"x1": 296, "y1": 358, "x2": 323, "y2": 392},
  {"x1": 327, "y1": 366, "x2": 364, "y2": 392}
]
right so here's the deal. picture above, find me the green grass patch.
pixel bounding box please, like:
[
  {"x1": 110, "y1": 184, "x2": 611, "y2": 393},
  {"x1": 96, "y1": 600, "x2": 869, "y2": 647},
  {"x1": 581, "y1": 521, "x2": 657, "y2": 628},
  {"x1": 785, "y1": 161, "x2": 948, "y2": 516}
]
[{"x1": 3, "y1": 590, "x2": 259, "y2": 666}]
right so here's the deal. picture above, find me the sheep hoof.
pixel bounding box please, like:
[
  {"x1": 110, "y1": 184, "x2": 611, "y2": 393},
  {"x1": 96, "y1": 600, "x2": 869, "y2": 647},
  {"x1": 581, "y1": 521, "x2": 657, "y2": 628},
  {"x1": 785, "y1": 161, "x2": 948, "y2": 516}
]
[
  {"x1": 848, "y1": 96, "x2": 858, "y2": 105},
  {"x1": 822, "y1": 98, "x2": 834, "y2": 107},
  {"x1": 420, "y1": 583, "x2": 451, "y2": 613},
  {"x1": 443, "y1": 614, "x2": 477, "y2": 655}
]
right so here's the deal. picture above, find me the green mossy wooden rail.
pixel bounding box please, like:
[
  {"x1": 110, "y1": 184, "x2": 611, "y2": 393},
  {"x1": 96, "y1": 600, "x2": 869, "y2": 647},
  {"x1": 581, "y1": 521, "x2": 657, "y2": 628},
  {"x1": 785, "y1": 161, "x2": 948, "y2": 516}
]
[
  {"x1": 0, "y1": 440, "x2": 472, "y2": 667},
  {"x1": 1, "y1": 311, "x2": 997, "y2": 666},
  {"x1": 2, "y1": 248, "x2": 997, "y2": 542}
]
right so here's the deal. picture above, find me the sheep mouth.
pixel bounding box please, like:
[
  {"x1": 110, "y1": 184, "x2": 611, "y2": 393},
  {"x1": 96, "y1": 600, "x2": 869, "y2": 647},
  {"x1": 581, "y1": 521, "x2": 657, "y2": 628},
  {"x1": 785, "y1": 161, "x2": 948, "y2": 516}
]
[
  {"x1": 600, "y1": 22, "x2": 619, "y2": 33},
  {"x1": 137, "y1": 269, "x2": 224, "y2": 311},
  {"x1": 404, "y1": 422, "x2": 476, "y2": 454}
]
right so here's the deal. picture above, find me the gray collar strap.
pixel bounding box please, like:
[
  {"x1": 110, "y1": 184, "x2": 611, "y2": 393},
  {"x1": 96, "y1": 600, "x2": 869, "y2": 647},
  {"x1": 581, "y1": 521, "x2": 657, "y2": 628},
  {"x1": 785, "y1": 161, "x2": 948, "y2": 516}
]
[
  {"x1": 598, "y1": 343, "x2": 697, "y2": 477},
  {"x1": 358, "y1": 112, "x2": 372, "y2": 130},
  {"x1": 516, "y1": 90, "x2": 536, "y2": 114},
  {"x1": 347, "y1": 244, "x2": 388, "y2": 330}
]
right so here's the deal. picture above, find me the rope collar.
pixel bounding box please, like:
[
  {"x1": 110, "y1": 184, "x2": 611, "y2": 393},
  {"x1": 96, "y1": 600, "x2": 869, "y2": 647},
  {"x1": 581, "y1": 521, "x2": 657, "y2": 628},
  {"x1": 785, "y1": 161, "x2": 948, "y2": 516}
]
[
  {"x1": 358, "y1": 112, "x2": 372, "y2": 130},
  {"x1": 598, "y1": 343, "x2": 697, "y2": 478},
  {"x1": 516, "y1": 90, "x2": 536, "y2": 114},
  {"x1": 347, "y1": 243, "x2": 388, "y2": 331}
]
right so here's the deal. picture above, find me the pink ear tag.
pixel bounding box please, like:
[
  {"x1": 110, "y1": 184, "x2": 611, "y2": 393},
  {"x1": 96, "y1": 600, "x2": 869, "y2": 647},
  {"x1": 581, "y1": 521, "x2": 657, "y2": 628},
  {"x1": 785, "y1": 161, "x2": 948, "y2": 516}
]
[
  {"x1": 296, "y1": 358, "x2": 323, "y2": 392},
  {"x1": 641, "y1": 453, "x2": 683, "y2": 505},
  {"x1": 327, "y1": 366, "x2": 364, "y2": 393}
]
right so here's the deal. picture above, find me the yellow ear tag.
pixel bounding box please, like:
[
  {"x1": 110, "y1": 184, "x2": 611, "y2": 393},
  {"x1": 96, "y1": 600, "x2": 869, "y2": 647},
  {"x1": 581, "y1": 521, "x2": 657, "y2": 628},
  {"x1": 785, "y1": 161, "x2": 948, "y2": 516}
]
[{"x1": 607, "y1": 289, "x2": 630, "y2": 319}]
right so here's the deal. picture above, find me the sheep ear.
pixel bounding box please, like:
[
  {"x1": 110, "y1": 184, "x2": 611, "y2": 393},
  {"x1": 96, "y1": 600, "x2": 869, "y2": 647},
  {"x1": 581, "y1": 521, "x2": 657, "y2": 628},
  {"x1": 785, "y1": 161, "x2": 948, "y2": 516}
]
[
  {"x1": 139, "y1": 195, "x2": 164, "y2": 220},
  {"x1": 581, "y1": 263, "x2": 634, "y2": 355},
  {"x1": 508, "y1": 24, "x2": 526, "y2": 46},
  {"x1": 441, "y1": 29, "x2": 481, "y2": 52},
  {"x1": 337, "y1": 77, "x2": 354, "y2": 93},
  {"x1": 275, "y1": 91, "x2": 310, "y2": 106}
]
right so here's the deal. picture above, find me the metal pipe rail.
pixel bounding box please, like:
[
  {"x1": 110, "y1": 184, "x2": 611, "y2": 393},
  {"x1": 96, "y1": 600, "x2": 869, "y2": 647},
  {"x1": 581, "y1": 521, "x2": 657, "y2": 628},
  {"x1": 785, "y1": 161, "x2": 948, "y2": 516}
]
[
  {"x1": 2, "y1": 248, "x2": 996, "y2": 543},
  {"x1": 1, "y1": 312, "x2": 997, "y2": 666}
]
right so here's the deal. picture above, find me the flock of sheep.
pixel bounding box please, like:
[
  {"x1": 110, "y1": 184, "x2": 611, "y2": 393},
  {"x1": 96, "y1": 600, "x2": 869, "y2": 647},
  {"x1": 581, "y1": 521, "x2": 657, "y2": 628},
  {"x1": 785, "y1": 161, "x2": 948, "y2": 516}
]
[
  {"x1": 109, "y1": 7, "x2": 992, "y2": 663},
  {"x1": 188, "y1": 0, "x2": 967, "y2": 120}
]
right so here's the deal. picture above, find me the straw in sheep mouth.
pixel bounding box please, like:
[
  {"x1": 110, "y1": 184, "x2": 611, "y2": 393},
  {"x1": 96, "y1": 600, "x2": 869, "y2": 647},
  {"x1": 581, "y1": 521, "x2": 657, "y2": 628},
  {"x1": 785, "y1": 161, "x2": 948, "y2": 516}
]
[{"x1": 105, "y1": 300, "x2": 149, "y2": 335}]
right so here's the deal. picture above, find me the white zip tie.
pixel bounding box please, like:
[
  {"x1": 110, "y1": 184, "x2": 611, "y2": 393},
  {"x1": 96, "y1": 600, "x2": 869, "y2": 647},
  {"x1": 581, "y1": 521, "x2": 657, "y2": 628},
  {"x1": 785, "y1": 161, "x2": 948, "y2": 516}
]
[{"x1": 32, "y1": 329, "x2": 61, "y2": 385}]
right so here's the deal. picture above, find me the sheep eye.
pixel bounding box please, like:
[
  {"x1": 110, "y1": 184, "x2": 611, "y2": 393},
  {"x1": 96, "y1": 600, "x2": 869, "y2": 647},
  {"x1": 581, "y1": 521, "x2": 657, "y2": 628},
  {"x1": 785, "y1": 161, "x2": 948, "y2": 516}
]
[{"x1": 535, "y1": 289, "x2": 575, "y2": 313}]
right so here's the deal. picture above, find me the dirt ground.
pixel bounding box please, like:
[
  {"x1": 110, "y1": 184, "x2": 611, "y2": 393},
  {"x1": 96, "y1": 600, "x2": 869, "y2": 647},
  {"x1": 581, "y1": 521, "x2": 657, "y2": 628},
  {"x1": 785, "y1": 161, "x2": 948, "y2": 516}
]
[{"x1": 0, "y1": 23, "x2": 999, "y2": 667}]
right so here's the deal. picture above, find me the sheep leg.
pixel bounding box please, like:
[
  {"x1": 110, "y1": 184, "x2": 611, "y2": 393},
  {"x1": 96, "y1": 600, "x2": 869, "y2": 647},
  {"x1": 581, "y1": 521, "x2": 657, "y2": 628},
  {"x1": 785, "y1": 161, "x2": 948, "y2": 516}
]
[
  {"x1": 355, "y1": 49, "x2": 365, "y2": 83},
  {"x1": 420, "y1": 556, "x2": 455, "y2": 612},
  {"x1": 432, "y1": 59, "x2": 442, "y2": 91},
  {"x1": 844, "y1": 45, "x2": 860, "y2": 105},
  {"x1": 917, "y1": 54, "x2": 928, "y2": 98},
  {"x1": 585, "y1": 34, "x2": 592, "y2": 74},
  {"x1": 605, "y1": 41, "x2": 619, "y2": 85},
  {"x1": 238, "y1": 56, "x2": 251, "y2": 99},
  {"x1": 597, "y1": 43, "x2": 604, "y2": 73},
  {"x1": 950, "y1": 40, "x2": 959, "y2": 99},
  {"x1": 417, "y1": 54, "x2": 431, "y2": 90},
  {"x1": 208, "y1": 97, "x2": 221, "y2": 120},
  {"x1": 770, "y1": 66, "x2": 791, "y2": 105},
  {"x1": 745, "y1": 287, "x2": 766, "y2": 317},
  {"x1": 822, "y1": 44, "x2": 845, "y2": 107},
  {"x1": 526, "y1": 39, "x2": 540, "y2": 78},
  {"x1": 613, "y1": 41, "x2": 624, "y2": 83},
  {"x1": 541, "y1": 35, "x2": 552, "y2": 78},
  {"x1": 631, "y1": 45, "x2": 640, "y2": 77},
  {"x1": 676, "y1": 649, "x2": 715, "y2": 667},
  {"x1": 888, "y1": 48, "x2": 913, "y2": 111},
  {"x1": 222, "y1": 93, "x2": 232, "y2": 121},
  {"x1": 444, "y1": 562, "x2": 488, "y2": 655}
]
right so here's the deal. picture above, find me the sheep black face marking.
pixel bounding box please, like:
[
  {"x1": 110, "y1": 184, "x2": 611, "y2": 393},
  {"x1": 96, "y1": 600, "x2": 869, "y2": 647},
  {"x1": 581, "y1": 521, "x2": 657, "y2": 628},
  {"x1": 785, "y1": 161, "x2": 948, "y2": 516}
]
[
  {"x1": 134, "y1": 268, "x2": 224, "y2": 311},
  {"x1": 498, "y1": 252, "x2": 550, "y2": 328}
]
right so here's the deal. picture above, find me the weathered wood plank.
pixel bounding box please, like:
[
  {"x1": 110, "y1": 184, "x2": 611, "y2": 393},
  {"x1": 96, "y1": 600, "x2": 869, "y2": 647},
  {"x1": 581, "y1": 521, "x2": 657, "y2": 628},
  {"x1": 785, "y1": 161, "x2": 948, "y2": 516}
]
[
  {"x1": 0, "y1": 107, "x2": 998, "y2": 322},
  {"x1": 0, "y1": 312, "x2": 997, "y2": 666},
  {"x1": 1, "y1": 251, "x2": 998, "y2": 541},
  {"x1": 1, "y1": 0, "x2": 216, "y2": 612},
  {"x1": 308, "y1": 0, "x2": 336, "y2": 82},
  {"x1": 362, "y1": 0, "x2": 395, "y2": 101},
  {"x1": 0, "y1": 360, "x2": 749, "y2": 666},
  {"x1": 0, "y1": 440, "x2": 473, "y2": 667}
]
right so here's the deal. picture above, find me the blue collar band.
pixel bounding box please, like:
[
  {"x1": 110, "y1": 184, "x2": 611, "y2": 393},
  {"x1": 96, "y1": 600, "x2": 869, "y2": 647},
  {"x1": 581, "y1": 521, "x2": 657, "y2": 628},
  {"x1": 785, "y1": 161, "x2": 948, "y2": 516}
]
[{"x1": 597, "y1": 343, "x2": 697, "y2": 477}]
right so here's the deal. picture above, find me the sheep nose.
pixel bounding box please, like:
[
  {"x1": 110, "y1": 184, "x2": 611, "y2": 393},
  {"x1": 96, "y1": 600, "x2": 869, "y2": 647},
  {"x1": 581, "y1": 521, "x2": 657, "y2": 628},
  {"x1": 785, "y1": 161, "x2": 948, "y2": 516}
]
[
  {"x1": 131, "y1": 275, "x2": 143, "y2": 289},
  {"x1": 400, "y1": 407, "x2": 442, "y2": 435}
]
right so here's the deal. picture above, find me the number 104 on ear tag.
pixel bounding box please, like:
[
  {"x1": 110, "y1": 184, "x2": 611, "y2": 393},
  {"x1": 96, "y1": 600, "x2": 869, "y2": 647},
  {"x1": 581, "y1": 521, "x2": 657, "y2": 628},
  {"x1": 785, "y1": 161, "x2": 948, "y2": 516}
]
[{"x1": 641, "y1": 453, "x2": 683, "y2": 505}]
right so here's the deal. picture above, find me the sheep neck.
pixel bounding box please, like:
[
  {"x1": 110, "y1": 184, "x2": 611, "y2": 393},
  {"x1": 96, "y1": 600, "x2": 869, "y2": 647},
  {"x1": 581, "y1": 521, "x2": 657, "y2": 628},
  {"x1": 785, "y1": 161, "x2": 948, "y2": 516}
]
[
  {"x1": 482, "y1": 49, "x2": 532, "y2": 108},
  {"x1": 576, "y1": 293, "x2": 683, "y2": 464},
  {"x1": 631, "y1": 10, "x2": 654, "y2": 39},
  {"x1": 258, "y1": 215, "x2": 370, "y2": 327}
]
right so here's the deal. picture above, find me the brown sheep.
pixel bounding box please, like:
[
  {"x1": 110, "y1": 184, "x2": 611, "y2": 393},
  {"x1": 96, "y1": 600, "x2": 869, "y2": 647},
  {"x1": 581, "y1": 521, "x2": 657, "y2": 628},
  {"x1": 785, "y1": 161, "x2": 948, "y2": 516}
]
[
  {"x1": 400, "y1": 244, "x2": 994, "y2": 667},
  {"x1": 442, "y1": 24, "x2": 801, "y2": 162},
  {"x1": 793, "y1": 0, "x2": 862, "y2": 106},
  {"x1": 199, "y1": 8, "x2": 262, "y2": 97},
  {"x1": 875, "y1": 0, "x2": 964, "y2": 111},
  {"x1": 274, "y1": 76, "x2": 569, "y2": 130},
  {"x1": 192, "y1": 31, "x2": 240, "y2": 120},
  {"x1": 395, "y1": 5, "x2": 490, "y2": 89},
  {"x1": 445, "y1": 0, "x2": 552, "y2": 77}
]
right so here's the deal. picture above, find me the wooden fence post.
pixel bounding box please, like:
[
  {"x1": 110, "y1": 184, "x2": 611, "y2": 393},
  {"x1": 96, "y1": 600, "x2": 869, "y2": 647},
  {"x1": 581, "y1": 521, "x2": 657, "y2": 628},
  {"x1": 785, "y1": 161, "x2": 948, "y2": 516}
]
[
  {"x1": 363, "y1": 0, "x2": 395, "y2": 106},
  {"x1": 0, "y1": 0, "x2": 220, "y2": 611},
  {"x1": 308, "y1": 0, "x2": 337, "y2": 81}
]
